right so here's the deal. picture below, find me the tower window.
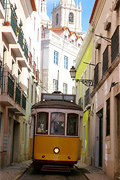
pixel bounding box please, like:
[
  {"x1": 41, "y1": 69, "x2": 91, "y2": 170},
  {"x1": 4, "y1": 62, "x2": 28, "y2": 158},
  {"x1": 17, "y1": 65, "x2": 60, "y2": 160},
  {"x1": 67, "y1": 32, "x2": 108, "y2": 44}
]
[
  {"x1": 69, "y1": 12, "x2": 74, "y2": 23},
  {"x1": 56, "y1": 13, "x2": 58, "y2": 25}
]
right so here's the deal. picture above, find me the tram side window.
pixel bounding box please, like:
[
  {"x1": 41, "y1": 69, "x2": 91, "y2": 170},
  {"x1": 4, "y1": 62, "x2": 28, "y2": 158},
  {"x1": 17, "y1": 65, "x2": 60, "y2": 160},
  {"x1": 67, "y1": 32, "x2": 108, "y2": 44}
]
[
  {"x1": 67, "y1": 114, "x2": 78, "y2": 136},
  {"x1": 51, "y1": 112, "x2": 65, "y2": 135},
  {"x1": 37, "y1": 112, "x2": 48, "y2": 134}
]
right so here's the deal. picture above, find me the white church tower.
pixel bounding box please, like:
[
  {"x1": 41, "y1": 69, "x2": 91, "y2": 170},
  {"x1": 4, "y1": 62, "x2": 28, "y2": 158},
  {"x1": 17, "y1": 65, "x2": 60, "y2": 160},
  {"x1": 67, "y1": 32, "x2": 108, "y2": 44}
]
[
  {"x1": 52, "y1": 0, "x2": 82, "y2": 34},
  {"x1": 41, "y1": 0, "x2": 52, "y2": 29}
]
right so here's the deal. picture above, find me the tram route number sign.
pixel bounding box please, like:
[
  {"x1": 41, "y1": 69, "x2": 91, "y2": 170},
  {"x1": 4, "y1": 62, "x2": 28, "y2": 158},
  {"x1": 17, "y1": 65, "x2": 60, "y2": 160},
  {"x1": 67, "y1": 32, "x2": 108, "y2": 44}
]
[{"x1": 41, "y1": 93, "x2": 76, "y2": 103}]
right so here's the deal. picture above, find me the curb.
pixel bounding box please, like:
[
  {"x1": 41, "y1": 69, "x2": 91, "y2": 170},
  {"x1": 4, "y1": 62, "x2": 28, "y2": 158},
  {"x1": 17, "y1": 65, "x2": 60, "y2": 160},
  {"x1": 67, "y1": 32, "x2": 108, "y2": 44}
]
[
  {"x1": 14, "y1": 168, "x2": 28, "y2": 180},
  {"x1": 75, "y1": 165, "x2": 90, "y2": 180}
]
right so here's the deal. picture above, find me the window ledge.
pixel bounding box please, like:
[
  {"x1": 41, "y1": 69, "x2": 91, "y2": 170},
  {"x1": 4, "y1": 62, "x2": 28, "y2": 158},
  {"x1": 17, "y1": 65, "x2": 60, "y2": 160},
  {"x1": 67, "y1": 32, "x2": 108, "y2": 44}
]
[
  {"x1": 104, "y1": 16, "x2": 111, "y2": 31},
  {"x1": 95, "y1": 38, "x2": 101, "y2": 49}
]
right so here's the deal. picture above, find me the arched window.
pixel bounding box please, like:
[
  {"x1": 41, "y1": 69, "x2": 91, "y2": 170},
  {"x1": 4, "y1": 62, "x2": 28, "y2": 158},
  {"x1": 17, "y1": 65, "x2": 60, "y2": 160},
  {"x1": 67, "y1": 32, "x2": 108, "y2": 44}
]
[
  {"x1": 56, "y1": 13, "x2": 58, "y2": 25},
  {"x1": 69, "y1": 12, "x2": 74, "y2": 23}
]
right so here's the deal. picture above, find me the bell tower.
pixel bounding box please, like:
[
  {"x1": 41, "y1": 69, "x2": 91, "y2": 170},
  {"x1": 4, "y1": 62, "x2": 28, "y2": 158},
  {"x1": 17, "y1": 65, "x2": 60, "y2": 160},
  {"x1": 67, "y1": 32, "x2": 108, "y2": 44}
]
[
  {"x1": 41, "y1": 0, "x2": 52, "y2": 29},
  {"x1": 52, "y1": 0, "x2": 82, "y2": 34}
]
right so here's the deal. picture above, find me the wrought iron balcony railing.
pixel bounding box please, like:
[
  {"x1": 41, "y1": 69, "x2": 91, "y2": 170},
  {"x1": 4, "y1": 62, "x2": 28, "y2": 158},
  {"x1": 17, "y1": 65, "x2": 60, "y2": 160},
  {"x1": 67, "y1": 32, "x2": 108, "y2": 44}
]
[
  {"x1": 111, "y1": 25, "x2": 119, "y2": 63},
  {"x1": 4, "y1": 3, "x2": 18, "y2": 36},
  {"x1": 18, "y1": 27, "x2": 24, "y2": 50},
  {"x1": 84, "y1": 88, "x2": 90, "y2": 107},
  {"x1": 0, "y1": 66, "x2": 26, "y2": 111},
  {"x1": 102, "y1": 46, "x2": 109, "y2": 76},
  {"x1": 3, "y1": 2, "x2": 28, "y2": 62},
  {"x1": 1, "y1": 71, "x2": 15, "y2": 99},
  {"x1": 22, "y1": 91, "x2": 26, "y2": 110},
  {"x1": 15, "y1": 82, "x2": 21, "y2": 105},
  {"x1": 94, "y1": 63, "x2": 99, "y2": 88},
  {"x1": 24, "y1": 39, "x2": 28, "y2": 60},
  {"x1": 0, "y1": 0, "x2": 5, "y2": 8},
  {"x1": 10, "y1": 4, "x2": 18, "y2": 36}
]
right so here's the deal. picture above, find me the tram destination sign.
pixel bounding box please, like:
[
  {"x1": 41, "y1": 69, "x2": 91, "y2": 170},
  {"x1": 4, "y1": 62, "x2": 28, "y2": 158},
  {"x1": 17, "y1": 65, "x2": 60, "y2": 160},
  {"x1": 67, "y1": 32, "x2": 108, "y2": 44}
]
[{"x1": 41, "y1": 93, "x2": 76, "y2": 103}]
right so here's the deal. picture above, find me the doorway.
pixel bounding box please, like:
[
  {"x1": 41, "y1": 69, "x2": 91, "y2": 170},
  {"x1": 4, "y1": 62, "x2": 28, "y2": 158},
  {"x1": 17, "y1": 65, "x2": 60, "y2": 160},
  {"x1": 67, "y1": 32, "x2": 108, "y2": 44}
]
[
  {"x1": 96, "y1": 109, "x2": 103, "y2": 167},
  {"x1": 12, "y1": 120, "x2": 20, "y2": 162},
  {"x1": 99, "y1": 115, "x2": 103, "y2": 167}
]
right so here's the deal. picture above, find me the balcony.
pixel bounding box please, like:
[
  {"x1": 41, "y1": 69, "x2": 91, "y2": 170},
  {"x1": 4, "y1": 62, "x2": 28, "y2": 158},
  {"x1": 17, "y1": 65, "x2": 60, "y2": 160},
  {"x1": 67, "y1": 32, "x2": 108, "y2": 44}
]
[
  {"x1": 0, "y1": 66, "x2": 26, "y2": 116},
  {"x1": 2, "y1": 3, "x2": 29, "y2": 65},
  {"x1": 36, "y1": 69, "x2": 39, "y2": 82},
  {"x1": 0, "y1": 70, "x2": 15, "y2": 106},
  {"x1": 111, "y1": 25, "x2": 119, "y2": 63},
  {"x1": 15, "y1": 82, "x2": 21, "y2": 105},
  {"x1": 24, "y1": 39, "x2": 28, "y2": 60},
  {"x1": 0, "y1": 0, "x2": 5, "y2": 19},
  {"x1": 94, "y1": 63, "x2": 99, "y2": 88},
  {"x1": 102, "y1": 46, "x2": 109, "y2": 76},
  {"x1": 16, "y1": 35, "x2": 29, "y2": 67},
  {"x1": 22, "y1": 91, "x2": 26, "y2": 110},
  {"x1": 2, "y1": 3, "x2": 18, "y2": 44},
  {"x1": 33, "y1": 61, "x2": 36, "y2": 76},
  {"x1": 84, "y1": 88, "x2": 90, "y2": 108},
  {"x1": 11, "y1": 27, "x2": 28, "y2": 67}
]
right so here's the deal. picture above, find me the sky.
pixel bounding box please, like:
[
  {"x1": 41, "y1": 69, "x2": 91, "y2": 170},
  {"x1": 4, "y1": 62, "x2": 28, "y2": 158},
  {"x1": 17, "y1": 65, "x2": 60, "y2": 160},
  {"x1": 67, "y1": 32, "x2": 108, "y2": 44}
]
[{"x1": 46, "y1": 0, "x2": 95, "y2": 33}]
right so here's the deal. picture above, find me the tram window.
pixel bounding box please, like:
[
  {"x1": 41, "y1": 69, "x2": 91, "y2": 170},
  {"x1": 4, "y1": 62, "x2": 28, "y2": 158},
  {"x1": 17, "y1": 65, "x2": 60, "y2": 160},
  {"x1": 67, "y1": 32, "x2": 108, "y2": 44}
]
[
  {"x1": 37, "y1": 112, "x2": 48, "y2": 134},
  {"x1": 67, "y1": 114, "x2": 78, "y2": 136},
  {"x1": 50, "y1": 112, "x2": 65, "y2": 135}
]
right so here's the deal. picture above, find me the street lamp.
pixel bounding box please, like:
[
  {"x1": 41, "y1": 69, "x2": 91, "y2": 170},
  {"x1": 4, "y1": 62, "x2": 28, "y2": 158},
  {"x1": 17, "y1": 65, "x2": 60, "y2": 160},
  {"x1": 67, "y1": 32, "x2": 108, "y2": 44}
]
[{"x1": 70, "y1": 66, "x2": 93, "y2": 87}]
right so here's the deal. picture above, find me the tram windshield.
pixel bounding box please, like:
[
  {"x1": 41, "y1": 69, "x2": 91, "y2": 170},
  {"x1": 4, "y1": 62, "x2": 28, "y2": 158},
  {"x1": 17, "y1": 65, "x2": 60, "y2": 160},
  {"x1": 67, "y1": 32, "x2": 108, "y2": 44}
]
[
  {"x1": 50, "y1": 112, "x2": 65, "y2": 135},
  {"x1": 67, "y1": 114, "x2": 78, "y2": 136},
  {"x1": 37, "y1": 112, "x2": 48, "y2": 133}
]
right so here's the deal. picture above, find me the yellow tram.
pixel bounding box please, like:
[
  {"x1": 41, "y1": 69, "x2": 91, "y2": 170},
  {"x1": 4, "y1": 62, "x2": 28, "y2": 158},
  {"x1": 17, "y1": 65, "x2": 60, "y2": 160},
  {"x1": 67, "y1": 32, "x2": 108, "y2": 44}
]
[{"x1": 30, "y1": 92, "x2": 83, "y2": 171}]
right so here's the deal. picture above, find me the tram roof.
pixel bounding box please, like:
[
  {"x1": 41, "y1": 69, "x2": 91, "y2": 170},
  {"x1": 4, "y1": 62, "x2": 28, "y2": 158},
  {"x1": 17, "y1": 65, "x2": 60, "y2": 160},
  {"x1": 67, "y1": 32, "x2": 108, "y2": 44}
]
[{"x1": 32, "y1": 100, "x2": 83, "y2": 111}]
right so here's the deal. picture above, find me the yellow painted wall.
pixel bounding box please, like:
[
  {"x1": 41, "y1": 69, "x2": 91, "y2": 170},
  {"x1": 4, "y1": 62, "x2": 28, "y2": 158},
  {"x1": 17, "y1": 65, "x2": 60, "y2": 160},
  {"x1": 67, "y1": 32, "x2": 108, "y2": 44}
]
[{"x1": 76, "y1": 40, "x2": 92, "y2": 106}]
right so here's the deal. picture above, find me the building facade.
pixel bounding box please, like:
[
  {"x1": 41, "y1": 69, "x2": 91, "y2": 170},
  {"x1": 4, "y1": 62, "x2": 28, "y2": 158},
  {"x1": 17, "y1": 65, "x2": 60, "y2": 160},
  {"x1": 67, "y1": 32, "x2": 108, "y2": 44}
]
[
  {"x1": 75, "y1": 26, "x2": 93, "y2": 163},
  {"x1": 75, "y1": 0, "x2": 120, "y2": 179},
  {"x1": 89, "y1": 0, "x2": 120, "y2": 178},
  {"x1": 41, "y1": 27, "x2": 83, "y2": 94},
  {"x1": 40, "y1": 0, "x2": 84, "y2": 95},
  {"x1": 0, "y1": 0, "x2": 41, "y2": 168}
]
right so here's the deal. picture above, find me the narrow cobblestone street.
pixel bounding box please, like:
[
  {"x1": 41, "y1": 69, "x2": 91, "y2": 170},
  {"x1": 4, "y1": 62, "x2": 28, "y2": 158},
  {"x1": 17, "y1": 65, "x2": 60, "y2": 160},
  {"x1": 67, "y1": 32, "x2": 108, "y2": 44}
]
[
  {"x1": 0, "y1": 160, "x2": 114, "y2": 180},
  {"x1": 19, "y1": 166, "x2": 88, "y2": 180}
]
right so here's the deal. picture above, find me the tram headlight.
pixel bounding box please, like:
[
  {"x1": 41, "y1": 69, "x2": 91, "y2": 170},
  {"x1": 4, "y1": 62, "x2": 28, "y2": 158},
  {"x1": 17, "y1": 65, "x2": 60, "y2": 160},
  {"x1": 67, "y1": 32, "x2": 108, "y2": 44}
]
[{"x1": 53, "y1": 147, "x2": 60, "y2": 154}]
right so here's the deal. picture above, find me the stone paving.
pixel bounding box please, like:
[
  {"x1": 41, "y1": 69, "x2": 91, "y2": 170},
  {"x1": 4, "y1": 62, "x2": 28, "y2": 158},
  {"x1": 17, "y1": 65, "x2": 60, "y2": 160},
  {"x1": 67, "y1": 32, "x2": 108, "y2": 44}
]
[
  {"x1": 0, "y1": 160, "x2": 32, "y2": 180},
  {"x1": 0, "y1": 159, "x2": 114, "y2": 180},
  {"x1": 74, "y1": 160, "x2": 114, "y2": 180}
]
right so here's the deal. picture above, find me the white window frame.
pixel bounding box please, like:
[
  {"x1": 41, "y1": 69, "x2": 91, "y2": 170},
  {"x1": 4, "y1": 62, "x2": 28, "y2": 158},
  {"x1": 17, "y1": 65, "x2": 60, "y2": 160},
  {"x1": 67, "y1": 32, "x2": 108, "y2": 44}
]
[
  {"x1": 53, "y1": 79, "x2": 58, "y2": 91},
  {"x1": 64, "y1": 56, "x2": 68, "y2": 69},
  {"x1": 63, "y1": 83, "x2": 68, "y2": 94},
  {"x1": 54, "y1": 51, "x2": 58, "y2": 65}
]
